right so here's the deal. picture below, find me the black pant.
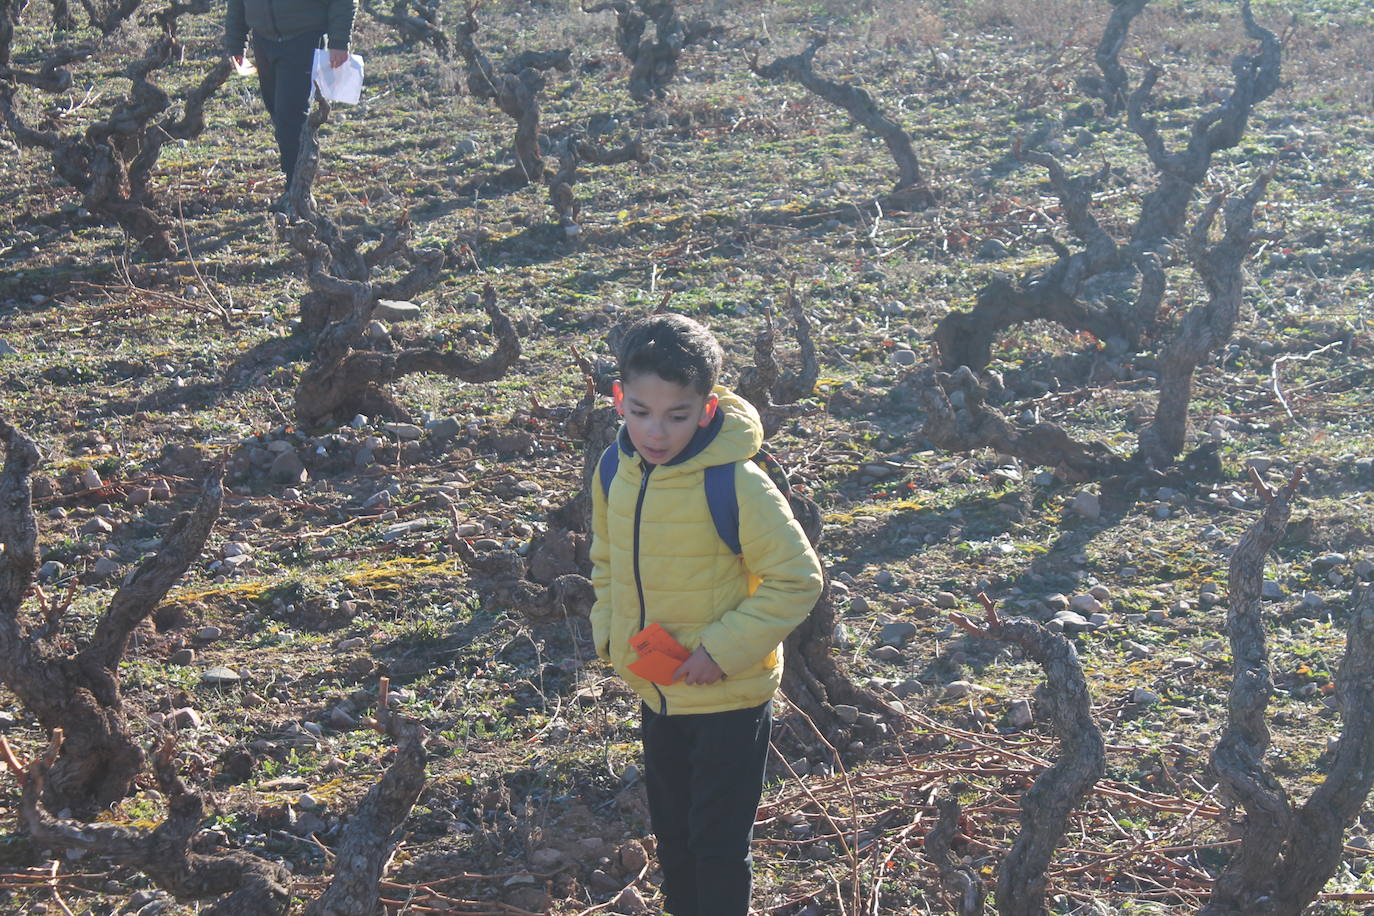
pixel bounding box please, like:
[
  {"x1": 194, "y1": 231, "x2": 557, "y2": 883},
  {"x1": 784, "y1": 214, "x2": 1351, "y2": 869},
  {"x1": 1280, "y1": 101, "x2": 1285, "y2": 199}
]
[
  {"x1": 641, "y1": 701, "x2": 771, "y2": 916},
  {"x1": 251, "y1": 30, "x2": 322, "y2": 184}
]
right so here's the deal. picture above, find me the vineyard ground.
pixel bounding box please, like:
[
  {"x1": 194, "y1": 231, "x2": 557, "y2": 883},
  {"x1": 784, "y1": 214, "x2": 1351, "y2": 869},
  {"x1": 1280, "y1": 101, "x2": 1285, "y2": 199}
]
[{"x1": 2, "y1": 0, "x2": 1374, "y2": 912}]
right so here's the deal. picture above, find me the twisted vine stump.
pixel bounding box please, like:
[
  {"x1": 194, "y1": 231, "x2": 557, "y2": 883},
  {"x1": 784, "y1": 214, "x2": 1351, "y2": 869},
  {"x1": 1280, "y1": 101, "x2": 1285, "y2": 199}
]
[
  {"x1": 283, "y1": 99, "x2": 520, "y2": 425},
  {"x1": 0, "y1": 0, "x2": 231, "y2": 257},
  {"x1": 9, "y1": 678, "x2": 428, "y2": 916},
  {"x1": 451, "y1": 351, "x2": 616, "y2": 624},
  {"x1": 294, "y1": 279, "x2": 521, "y2": 427},
  {"x1": 1198, "y1": 472, "x2": 1374, "y2": 915},
  {"x1": 450, "y1": 504, "x2": 596, "y2": 625},
  {"x1": 913, "y1": 359, "x2": 1129, "y2": 483},
  {"x1": 750, "y1": 34, "x2": 933, "y2": 214},
  {"x1": 922, "y1": 2, "x2": 1280, "y2": 480},
  {"x1": 925, "y1": 793, "x2": 987, "y2": 916},
  {"x1": 777, "y1": 536, "x2": 896, "y2": 755},
  {"x1": 0, "y1": 421, "x2": 223, "y2": 816},
  {"x1": 931, "y1": 147, "x2": 1140, "y2": 374},
  {"x1": 1127, "y1": 4, "x2": 1281, "y2": 246},
  {"x1": 8, "y1": 0, "x2": 140, "y2": 34},
  {"x1": 302, "y1": 678, "x2": 428, "y2": 916},
  {"x1": 79, "y1": 0, "x2": 143, "y2": 34},
  {"x1": 49, "y1": 0, "x2": 79, "y2": 30},
  {"x1": 557, "y1": 345, "x2": 622, "y2": 528},
  {"x1": 582, "y1": 0, "x2": 718, "y2": 102},
  {"x1": 14, "y1": 733, "x2": 292, "y2": 916},
  {"x1": 952, "y1": 595, "x2": 1105, "y2": 916},
  {"x1": 528, "y1": 347, "x2": 619, "y2": 573},
  {"x1": 0, "y1": 0, "x2": 90, "y2": 91},
  {"x1": 281, "y1": 95, "x2": 444, "y2": 335},
  {"x1": 1202, "y1": 470, "x2": 1300, "y2": 914},
  {"x1": 455, "y1": 1, "x2": 570, "y2": 186},
  {"x1": 547, "y1": 131, "x2": 646, "y2": 237},
  {"x1": 735, "y1": 283, "x2": 820, "y2": 438}
]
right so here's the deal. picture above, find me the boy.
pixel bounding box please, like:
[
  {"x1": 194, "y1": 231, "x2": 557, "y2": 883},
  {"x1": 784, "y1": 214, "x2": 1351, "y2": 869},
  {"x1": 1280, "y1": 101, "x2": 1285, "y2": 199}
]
[{"x1": 590, "y1": 313, "x2": 824, "y2": 916}]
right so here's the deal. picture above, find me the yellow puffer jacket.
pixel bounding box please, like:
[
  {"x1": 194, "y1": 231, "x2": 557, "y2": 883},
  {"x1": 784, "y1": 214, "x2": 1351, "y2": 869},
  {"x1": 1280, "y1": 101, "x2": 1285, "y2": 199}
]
[{"x1": 590, "y1": 388, "x2": 824, "y2": 715}]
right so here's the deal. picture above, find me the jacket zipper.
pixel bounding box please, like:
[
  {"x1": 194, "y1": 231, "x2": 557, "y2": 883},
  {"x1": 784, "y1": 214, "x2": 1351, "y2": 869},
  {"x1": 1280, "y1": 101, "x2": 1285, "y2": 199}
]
[{"x1": 631, "y1": 460, "x2": 667, "y2": 715}]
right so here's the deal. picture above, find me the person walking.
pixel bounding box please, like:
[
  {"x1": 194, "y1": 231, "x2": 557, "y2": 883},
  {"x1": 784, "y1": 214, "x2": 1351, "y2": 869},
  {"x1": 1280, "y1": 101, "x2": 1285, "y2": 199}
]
[{"x1": 224, "y1": 0, "x2": 356, "y2": 209}]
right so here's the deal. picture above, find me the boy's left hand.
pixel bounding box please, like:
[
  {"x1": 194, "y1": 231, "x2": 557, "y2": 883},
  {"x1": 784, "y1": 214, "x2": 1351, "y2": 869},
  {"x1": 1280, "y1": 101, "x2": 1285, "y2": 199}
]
[{"x1": 673, "y1": 646, "x2": 724, "y2": 685}]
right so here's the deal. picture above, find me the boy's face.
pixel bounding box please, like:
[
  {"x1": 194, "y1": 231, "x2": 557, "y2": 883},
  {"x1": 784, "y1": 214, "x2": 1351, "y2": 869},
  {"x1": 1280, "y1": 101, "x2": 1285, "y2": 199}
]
[{"x1": 616, "y1": 372, "x2": 718, "y2": 466}]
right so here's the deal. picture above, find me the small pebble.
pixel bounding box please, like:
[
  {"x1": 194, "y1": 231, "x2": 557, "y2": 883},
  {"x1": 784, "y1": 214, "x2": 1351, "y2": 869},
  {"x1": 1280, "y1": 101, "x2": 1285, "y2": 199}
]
[
  {"x1": 1131, "y1": 687, "x2": 1161, "y2": 706},
  {"x1": 943, "y1": 680, "x2": 979, "y2": 699}
]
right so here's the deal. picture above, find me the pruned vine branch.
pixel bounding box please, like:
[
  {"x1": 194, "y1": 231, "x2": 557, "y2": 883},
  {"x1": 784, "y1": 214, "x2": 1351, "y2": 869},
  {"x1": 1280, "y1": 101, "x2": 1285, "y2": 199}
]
[
  {"x1": 951, "y1": 594, "x2": 1105, "y2": 916},
  {"x1": 455, "y1": 1, "x2": 570, "y2": 185},
  {"x1": 750, "y1": 34, "x2": 932, "y2": 210},
  {"x1": 735, "y1": 282, "x2": 821, "y2": 438},
  {"x1": 1078, "y1": 0, "x2": 1150, "y2": 115},
  {"x1": 363, "y1": 0, "x2": 447, "y2": 58}
]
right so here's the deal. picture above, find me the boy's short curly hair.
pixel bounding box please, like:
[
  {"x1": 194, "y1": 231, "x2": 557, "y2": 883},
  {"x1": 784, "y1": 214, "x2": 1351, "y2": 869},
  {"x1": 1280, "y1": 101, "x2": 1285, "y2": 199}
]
[{"x1": 617, "y1": 314, "x2": 723, "y2": 396}]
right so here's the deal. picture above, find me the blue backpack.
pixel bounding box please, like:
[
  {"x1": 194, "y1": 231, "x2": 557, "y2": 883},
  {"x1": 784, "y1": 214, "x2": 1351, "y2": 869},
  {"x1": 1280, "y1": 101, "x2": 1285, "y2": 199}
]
[{"x1": 597, "y1": 445, "x2": 792, "y2": 557}]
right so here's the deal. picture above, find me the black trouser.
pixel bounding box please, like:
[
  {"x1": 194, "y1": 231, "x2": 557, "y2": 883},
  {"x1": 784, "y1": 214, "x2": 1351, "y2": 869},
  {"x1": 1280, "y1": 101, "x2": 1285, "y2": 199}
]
[
  {"x1": 641, "y1": 700, "x2": 771, "y2": 916},
  {"x1": 251, "y1": 30, "x2": 323, "y2": 184}
]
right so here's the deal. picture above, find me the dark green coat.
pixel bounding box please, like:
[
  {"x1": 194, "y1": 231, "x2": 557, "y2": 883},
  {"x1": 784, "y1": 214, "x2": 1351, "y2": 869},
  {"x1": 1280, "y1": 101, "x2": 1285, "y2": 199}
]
[{"x1": 224, "y1": 0, "x2": 356, "y2": 55}]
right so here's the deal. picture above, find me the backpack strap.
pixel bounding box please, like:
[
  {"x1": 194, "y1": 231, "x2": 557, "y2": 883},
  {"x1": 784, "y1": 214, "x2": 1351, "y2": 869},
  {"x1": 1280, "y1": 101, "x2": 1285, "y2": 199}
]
[
  {"x1": 598, "y1": 443, "x2": 620, "y2": 499},
  {"x1": 704, "y1": 450, "x2": 792, "y2": 557},
  {"x1": 704, "y1": 462, "x2": 741, "y2": 556}
]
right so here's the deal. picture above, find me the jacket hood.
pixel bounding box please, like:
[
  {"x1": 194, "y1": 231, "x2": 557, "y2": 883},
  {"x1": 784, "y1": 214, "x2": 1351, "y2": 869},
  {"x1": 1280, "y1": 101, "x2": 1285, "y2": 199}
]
[{"x1": 615, "y1": 387, "x2": 763, "y2": 479}]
